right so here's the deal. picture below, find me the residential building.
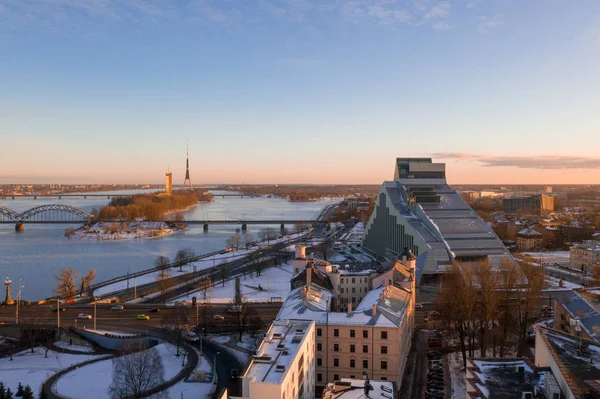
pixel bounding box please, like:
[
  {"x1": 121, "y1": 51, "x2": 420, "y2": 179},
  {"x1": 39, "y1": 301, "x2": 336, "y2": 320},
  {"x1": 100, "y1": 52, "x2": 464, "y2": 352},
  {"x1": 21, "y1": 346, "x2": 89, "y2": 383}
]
[
  {"x1": 535, "y1": 326, "x2": 600, "y2": 399},
  {"x1": 570, "y1": 241, "x2": 600, "y2": 273},
  {"x1": 277, "y1": 250, "x2": 418, "y2": 395},
  {"x1": 502, "y1": 194, "x2": 554, "y2": 215},
  {"x1": 516, "y1": 227, "x2": 544, "y2": 251},
  {"x1": 553, "y1": 290, "x2": 600, "y2": 342},
  {"x1": 561, "y1": 224, "x2": 596, "y2": 244},
  {"x1": 240, "y1": 320, "x2": 316, "y2": 399},
  {"x1": 363, "y1": 158, "x2": 516, "y2": 277},
  {"x1": 321, "y1": 378, "x2": 397, "y2": 399}
]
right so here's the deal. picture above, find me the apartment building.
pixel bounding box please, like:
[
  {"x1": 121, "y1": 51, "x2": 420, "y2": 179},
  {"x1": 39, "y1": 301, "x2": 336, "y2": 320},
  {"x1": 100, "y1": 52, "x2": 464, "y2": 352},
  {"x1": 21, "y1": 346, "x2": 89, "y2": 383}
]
[
  {"x1": 502, "y1": 194, "x2": 554, "y2": 215},
  {"x1": 570, "y1": 241, "x2": 600, "y2": 273},
  {"x1": 277, "y1": 252, "x2": 417, "y2": 395},
  {"x1": 516, "y1": 227, "x2": 544, "y2": 251},
  {"x1": 240, "y1": 320, "x2": 316, "y2": 399}
]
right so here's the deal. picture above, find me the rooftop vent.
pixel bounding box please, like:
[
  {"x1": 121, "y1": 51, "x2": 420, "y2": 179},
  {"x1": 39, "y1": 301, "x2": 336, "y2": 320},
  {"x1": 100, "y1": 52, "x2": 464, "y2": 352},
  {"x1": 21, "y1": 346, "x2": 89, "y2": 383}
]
[
  {"x1": 273, "y1": 333, "x2": 283, "y2": 339},
  {"x1": 275, "y1": 365, "x2": 285, "y2": 372},
  {"x1": 276, "y1": 343, "x2": 286, "y2": 351},
  {"x1": 282, "y1": 350, "x2": 289, "y2": 356},
  {"x1": 295, "y1": 329, "x2": 304, "y2": 333},
  {"x1": 292, "y1": 335, "x2": 303, "y2": 344},
  {"x1": 252, "y1": 356, "x2": 272, "y2": 363},
  {"x1": 381, "y1": 386, "x2": 392, "y2": 393},
  {"x1": 382, "y1": 394, "x2": 392, "y2": 399}
]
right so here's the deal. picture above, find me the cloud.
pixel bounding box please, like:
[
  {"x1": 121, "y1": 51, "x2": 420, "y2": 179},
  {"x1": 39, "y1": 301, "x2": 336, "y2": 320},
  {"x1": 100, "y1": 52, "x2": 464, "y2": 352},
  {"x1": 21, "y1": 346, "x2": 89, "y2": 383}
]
[
  {"x1": 432, "y1": 152, "x2": 600, "y2": 170},
  {"x1": 477, "y1": 14, "x2": 503, "y2": 32}
]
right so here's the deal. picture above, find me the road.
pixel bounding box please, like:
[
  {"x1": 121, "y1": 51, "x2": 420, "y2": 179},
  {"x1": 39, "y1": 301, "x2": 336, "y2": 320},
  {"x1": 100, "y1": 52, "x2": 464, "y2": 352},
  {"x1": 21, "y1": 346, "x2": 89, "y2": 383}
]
[{"x1": 196, "y1": 338, "x2": 243, "y2": 397}]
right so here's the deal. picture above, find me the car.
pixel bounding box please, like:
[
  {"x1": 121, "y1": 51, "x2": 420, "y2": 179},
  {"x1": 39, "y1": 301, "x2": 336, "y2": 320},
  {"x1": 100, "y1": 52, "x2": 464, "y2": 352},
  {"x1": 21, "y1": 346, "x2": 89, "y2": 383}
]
[
  {"x1": 427, "y1": 351, "x2": 442, "y2": 358},
  {"x1": 415, "y1": 303, "x2": 423, "y2": 309},
  {"x1": 230, "y1": 369, "x2": 239, "y2": 379},
  {"x1": 182, "y1": 330, "x2": 199, "y2": 342},
  {"x1": 111, "y1": 305, "x2": 124, "y2": 311},
  {"x1": 213, "y1": 314, "x2": 224, "y2": 321},
  {"x1": 426, "y1": 389, "x2": 444, "y2": 396},
  {"x1": 78, "y1": 313, "x2": 92, "y2": 320},
  {"x1": 51, "y1": 307, "x2": 65, "y2": 312},
  {"x1": 137, "y1": 314, "x2": 150, "y2": 320},
  {"x1": 149, "y1": 308, "x2": 160, "y2": 313}
]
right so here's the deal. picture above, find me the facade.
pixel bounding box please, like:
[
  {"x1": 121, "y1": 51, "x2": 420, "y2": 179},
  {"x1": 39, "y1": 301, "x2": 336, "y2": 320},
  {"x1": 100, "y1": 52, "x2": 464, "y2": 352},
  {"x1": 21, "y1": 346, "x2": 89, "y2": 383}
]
[
  {"x1": 277, "y1": 252, "x2": 417, "y2": 395},
  {"x1": 165, "y1": 172, "x2": 172, "y2": 196},
  {"x1": 321, "y1": 378, "x2": 397, "y2": 399},
  {"x1": 319, "y1": 264, "x2": 377, "y2": 313},
  {"x1": 570, "y1": 241, "x2": 600, "y2": 273},
  {"x1": 516, "y1": 228, "x2": 544, "y2": 251},
  {"x1": 364, "y1": 158, "x2": 515, "y2": 276},
  {"x1": 502, "y1": 194, "x2": 554, "y2": 215},
  {"x1": 240, "y1": 320, "x2": 316, "y2": 399}
]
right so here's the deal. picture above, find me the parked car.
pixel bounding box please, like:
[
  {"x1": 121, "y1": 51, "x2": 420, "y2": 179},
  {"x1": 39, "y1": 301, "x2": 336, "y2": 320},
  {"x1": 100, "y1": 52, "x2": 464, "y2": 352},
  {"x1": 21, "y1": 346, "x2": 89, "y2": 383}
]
[
  {"x1": 78, "y1": 313, "x2": 92, "y2": 319},
  {"x1": 149, "y1": 308, "x2": 160, "y2": 313},
  {"x1": 51, "y1": 307, "x2": 65, "y2": 312},
  {"x1": 182, "y1": 330, "x2": 199, "y2": 342},
  {"x1": 111, "y1": 305, "x2": 124, "y2": 311},
  {"x1": 415, "y1": 303, "x2": 423, "y2": 309},
  {"x1": 213, "y1": 314, "x2": 224, "y2": 321},
  {"x1": 428, "y1": 338, "x2": 442, "y2": 348},
  {"x1": 136, "y1": 314, "x2": 150, "y2": 320}
]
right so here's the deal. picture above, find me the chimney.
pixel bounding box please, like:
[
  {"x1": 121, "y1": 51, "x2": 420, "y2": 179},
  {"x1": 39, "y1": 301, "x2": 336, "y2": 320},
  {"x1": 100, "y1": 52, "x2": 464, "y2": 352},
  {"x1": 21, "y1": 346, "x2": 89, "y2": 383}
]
[
  {"x1": 347, "y1": 302, "x2": 353, "y2": 315},
  {"x1": 306, "y1": 267, "x2": 312, "y2": 287},
  {"x1": 295, "y1": 245, "x2": 306, "y2": 260},
  {"x1": 372, "y1": 304, "x2": 377, "y2": 316}
]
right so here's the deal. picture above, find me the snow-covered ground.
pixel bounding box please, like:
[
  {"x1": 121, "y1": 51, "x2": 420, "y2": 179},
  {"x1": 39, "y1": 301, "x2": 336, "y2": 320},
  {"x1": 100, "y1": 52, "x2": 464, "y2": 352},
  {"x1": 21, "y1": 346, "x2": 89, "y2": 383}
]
[
  {"x1": 545, "y1": 275, "x2": 582, "y2": 290},
  {"x1": 521, "y1": 251, "x2": 570, "y2": 264},
  {"x1": 85, "y1": 329, "x2": 139, "y2": 337},
  {"x1": 55, "y1": 343, "x2": 184, "y2": 399},
  {"x1": 210, "y1": 336, "x2": 252, "y2": 365},
  {"x1": 54, "y1": 341, "x2": 95, "y2": 353},
  {"x1": 169, "y1": 262, "x2": 294, "y2": 304},
  {"x1": 448, "y1": 352, "x2": 466, "y2": 399},
  {"x1": 0, "y1": 347, "x2": 106, "y2": 393},
  {"x1": 68, "y1": 222, "x2": 174, "y2": 241}
]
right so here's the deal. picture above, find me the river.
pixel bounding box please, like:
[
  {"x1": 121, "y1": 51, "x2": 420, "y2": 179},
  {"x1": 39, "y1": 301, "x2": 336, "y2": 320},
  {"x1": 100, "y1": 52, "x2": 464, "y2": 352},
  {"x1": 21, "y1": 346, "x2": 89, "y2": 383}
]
[{"x1": 0, "y1": 190, "x2": 337, "y2": 301}]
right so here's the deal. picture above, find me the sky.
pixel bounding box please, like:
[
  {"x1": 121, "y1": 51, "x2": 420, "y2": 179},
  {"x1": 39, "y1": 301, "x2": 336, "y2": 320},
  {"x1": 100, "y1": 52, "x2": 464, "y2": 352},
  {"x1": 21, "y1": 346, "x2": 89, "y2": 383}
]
[{"x1": 1, "y1": 0, "x2": 599, "y2": 185}]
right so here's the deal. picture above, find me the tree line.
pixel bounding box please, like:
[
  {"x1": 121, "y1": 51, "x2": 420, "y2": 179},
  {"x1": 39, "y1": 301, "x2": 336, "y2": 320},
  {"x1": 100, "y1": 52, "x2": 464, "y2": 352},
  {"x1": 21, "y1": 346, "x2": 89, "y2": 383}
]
[
  {"x1": 94, "y1": 191, "x2": 212, "y2": 221},
  {"x1": 436, "y1": 258, "x2": 544, "y2": 368}
]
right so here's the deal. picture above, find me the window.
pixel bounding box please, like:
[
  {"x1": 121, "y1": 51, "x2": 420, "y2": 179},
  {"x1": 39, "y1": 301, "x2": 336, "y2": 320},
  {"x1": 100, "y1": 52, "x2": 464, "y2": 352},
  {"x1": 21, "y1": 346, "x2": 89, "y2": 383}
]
[
  {"x1": 334, "y1": 344, "x2": 339, "y2": 352},
  {"x1": 350, "y1": 330, "x2": 355, "y2": 338},
  {"x1": 334, "y1": 374, "x2": 339, "y2": 381},
  {"x1": 341, "y1": 278, "x2": 344, "y2": 284},
  {"x1": 350, "y1": 359, "x2": 355, "y2": 368},
  {"x1": 334, "y1": 358, "x2": 339, "y2": 367},
  {"x1": 381, "y1": 331, "x2": 388, "y2": 339},
  {"x1": 350, "y1": 344, "x2": 355, "y2": 353},
  {"x1": 317, "y1": 358, "x2": 322, "y2": 366},
  {"x1": 363, "y1": 345, "x2": 368, "y2": 353},
  {"x1": 350, "y1": 375, "x2": 355, "y2": 379},
  {"x1": 340, "y1": 288, "x2": 344, "y2": 293},
  {"x1": 381, "y1": 377, "x2": 387, "y2": 381},
  {"x1": 317, "y1": 328, "x2": 322, "y2": 337},
  {"x1": 381, "y1": 346, "x2": 388, "y2": 354},
  {"x1": 363, "y1": 330, "x2": 368, "y2": 339},
  {"x1": 352, "y1": 297, "x2": 356, "y2": 303},
  {"x1": 352, "y1": 287, "x2": 356, "y2": 293},
  {"x1": 381, "y1": 360, "x2": 388, "y2": 370},
  {"x1": 363, "y1": 360, "x2": 368, "y2": 369},
  {"x1": 352, "y1": 278, "x2": 355, "y2": 283},
  {"x1": 317, "y1": 373, "x2": 322, "y2": 382},
  {"x1": 317, "y1": 343, "x2": 322, "y2": 351},
  {"x1": 334, "y1": 329, "x2": 339, "y2": 337}
]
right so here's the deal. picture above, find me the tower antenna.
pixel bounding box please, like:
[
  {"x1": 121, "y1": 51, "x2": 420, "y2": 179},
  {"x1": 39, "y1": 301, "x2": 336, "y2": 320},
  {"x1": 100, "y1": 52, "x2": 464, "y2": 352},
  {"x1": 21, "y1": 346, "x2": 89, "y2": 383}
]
[{"x1": 183, "y1": 139, "x2": 193, "y2": 190}]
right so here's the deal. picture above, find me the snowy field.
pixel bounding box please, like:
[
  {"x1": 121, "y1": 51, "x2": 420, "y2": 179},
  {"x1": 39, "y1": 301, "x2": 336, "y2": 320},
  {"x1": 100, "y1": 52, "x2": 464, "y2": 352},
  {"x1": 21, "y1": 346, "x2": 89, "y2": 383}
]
[
  {"x1": 169, "y1": 262, "x2": 294, "y2": 304},
  {"x1": 54, "y1": 341, "x2": 95, "y2": 353},
  {"x1": 94, "y1": 233, "x2": 301, "y2": 297},
  {"x1": 545, "y1": 275, "x2": 582, "y2": 290},
  {"x1": 55, "y1": 343, "x2": 184, "y2": 399},
  {"x1": 0, "y1": 347, "x2": 106, "y2": 393},
  {"x1": 68, "y1": 222, "x2": 174, "y2": 241},
  {"x1": 210, "y1": 336, "x2": 252, "y2": 365}
]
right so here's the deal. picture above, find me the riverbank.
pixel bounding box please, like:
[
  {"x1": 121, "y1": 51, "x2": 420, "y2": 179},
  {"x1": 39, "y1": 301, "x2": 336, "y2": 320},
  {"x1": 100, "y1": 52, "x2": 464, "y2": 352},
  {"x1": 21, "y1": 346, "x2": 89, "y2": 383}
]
[{"x1": 66, "y1": 222, "x2": 179, "y2": 241}]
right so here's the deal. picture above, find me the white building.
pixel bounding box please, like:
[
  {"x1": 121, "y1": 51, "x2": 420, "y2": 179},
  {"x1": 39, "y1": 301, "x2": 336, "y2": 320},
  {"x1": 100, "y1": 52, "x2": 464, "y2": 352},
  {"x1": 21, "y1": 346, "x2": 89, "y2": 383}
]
[
  {"x1": 570, "y1": 240, "x2": 600, "y2": 273},
  {"x1": 240, "y1": 320, "x2": 316, "y2": 399}
]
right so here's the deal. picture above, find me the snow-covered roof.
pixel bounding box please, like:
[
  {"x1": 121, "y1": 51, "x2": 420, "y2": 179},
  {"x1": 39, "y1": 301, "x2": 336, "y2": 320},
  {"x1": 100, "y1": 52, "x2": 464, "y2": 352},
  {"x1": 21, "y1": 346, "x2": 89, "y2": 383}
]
[
  {"x1": 244, "y1": 320, "x2": 314, "y2": 385},
  {"x1": 322, "y1": 378, "x2": 396, "y2": 399}
]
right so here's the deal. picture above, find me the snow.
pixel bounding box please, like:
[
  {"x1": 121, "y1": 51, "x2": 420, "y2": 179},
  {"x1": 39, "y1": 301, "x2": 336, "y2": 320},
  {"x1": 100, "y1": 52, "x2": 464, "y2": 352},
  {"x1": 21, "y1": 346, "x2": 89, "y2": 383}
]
[
  {"x1": 544, "y1": 275, "x2": 582, "y2": 290},
  {"x1": 0, "y1": 347, "x2": 106, "y2": 393},
  {"x1": 237, "y1": 335, "x2": 260, "y2": 352},
  {"x1": 448, "y1": 352, "x2": 466, "y2": 399},
  {"x1": 212, "y1": 336, "x2": 230, "y2": 344},
  {"x1": 169, "y1": 262, "x2": 294, "y2": 304},
  {"x1": 54, "y1": 343, "x2": 184, "y2": 399},
  {"x1": 54, "y1": 341, "x2": 95, "y2": 353},
  {"x1": 477, "y1": 383, "x2": 490, "y2": 397},
  {"x1": 85, "y1": 329, "x2": 139, "y2": 337},
  {"x1": 68, "y1": 222, "x2": 174, "y2": 241},
  {"x1": 167, "y1": 380, "x2": 212, "y2": 399}
]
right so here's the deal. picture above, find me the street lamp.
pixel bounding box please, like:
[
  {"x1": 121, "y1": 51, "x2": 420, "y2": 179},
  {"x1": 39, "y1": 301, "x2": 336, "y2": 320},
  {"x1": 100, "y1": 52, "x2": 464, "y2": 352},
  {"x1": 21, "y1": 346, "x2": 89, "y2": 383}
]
[
  {"x1": 181, "y1": 351, "x2": 188, "y2": 367},
  {"x1": 15, "y1": 280, "x2": 24, "y2": 325},
  {"x1": 214, "y1": 351, "x2": 220, "y2": 376}
]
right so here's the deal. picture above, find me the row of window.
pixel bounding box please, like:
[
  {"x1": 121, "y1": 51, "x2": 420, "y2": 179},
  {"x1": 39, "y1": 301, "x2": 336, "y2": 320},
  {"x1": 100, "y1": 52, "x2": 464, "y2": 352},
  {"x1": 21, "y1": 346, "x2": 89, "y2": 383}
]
[
  {"x1": 316, "y1": 342, "x2": 388, "y2": 354},
  {"x1": 317, "y1": 374, "x2": 388, "y2": 383},
  {"x1": 340, "y1": 277, "x2": 370, "y2": 284},
  {"x1": 319, "y1": 328, "x2": 388, "y2": 340},
  {"x1": 340, "y1": 287, "x2": 369, "y2": 294},
  {"x1": 316, "y1": 358, "x2": 388, "y2": 370}
]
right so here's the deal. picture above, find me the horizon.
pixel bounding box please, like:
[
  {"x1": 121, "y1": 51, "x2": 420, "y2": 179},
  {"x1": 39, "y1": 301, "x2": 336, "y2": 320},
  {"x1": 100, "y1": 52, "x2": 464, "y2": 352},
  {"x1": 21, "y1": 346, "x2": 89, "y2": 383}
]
[{"x1": 2, "y1": 1, "x2": 600, "y2": 184}]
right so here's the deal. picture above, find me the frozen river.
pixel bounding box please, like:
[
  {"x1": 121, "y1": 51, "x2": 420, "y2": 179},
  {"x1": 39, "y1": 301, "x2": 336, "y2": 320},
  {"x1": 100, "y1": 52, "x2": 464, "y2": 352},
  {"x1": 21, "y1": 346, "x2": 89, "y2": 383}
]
[{"x1": 0, "y1": 190, "x2": 337, "y2": 300}]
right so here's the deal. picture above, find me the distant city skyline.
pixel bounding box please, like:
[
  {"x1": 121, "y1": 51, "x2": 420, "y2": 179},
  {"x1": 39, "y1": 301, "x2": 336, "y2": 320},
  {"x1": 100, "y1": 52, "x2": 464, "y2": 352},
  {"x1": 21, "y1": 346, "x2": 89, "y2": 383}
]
[{"x1": 1, "y1": 1, "x2": 599, "y2": 184}]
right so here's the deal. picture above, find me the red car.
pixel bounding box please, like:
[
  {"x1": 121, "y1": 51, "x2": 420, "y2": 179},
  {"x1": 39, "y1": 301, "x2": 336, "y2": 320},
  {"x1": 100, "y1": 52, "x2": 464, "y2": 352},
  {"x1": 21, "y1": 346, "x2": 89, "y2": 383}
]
[{"x1": 428, "y1": 338, "x2": 442, "y2": 348}]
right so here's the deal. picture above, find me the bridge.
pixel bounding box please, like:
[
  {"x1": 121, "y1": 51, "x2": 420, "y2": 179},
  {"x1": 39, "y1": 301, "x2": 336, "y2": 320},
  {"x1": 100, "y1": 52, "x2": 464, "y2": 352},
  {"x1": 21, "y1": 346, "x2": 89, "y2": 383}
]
[
  {"x1": 0, "y1": 204, "x2": 322, "y2": 231},
  {"x1": 0, "y1": 192, "x2": 248, "y2": 199}
]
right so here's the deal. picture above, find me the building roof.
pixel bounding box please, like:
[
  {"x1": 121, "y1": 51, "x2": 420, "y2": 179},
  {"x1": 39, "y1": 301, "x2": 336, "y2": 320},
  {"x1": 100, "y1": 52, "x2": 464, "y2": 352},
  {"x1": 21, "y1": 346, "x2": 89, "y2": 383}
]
[
  {"x1": 517, "y1": 228, "x2": 544, "y2": 237},
  {"x1": 322, "y1": 378, "x2": 396, "y2": 399},
  {"x1": 556, "y1": 290, "x2": 600, "y2": 340},
  {"x1": 467, "y1": 359, "x2": 546, "y2": 399},
  {"x1": 243, "y1": 320, "x2": 314, "y2": 385}
]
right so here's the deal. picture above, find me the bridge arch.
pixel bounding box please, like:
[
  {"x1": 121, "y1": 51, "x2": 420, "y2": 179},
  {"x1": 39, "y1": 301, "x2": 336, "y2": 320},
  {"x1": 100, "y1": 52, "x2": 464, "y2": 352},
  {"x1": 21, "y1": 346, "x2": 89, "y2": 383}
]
[
  {"x1": 19, "y1": 204, "x2": 93, "y2": 223},
  {"x1": 0, "y1": 206, "x2": 20, "y2": 222}
]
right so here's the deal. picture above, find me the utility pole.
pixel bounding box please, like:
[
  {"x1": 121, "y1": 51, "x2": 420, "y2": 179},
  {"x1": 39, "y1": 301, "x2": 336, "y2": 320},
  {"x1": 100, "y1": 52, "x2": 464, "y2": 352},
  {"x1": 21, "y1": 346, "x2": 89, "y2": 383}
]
[
  {"x1": 134, "y1": 278, "x2": 137, "y2": 304},
  {"x1": 94, "y1": 301, "x2": 97, "y2": 332},
  {"x1": 57, "y1": 296, "x2": 60, "y2": 330},
  {"x1": 196, "y1": 300, "x2": 199, "y2": 326},
  {"x1": 16, "y1": 280, "x2": 24, "y2": 325}
]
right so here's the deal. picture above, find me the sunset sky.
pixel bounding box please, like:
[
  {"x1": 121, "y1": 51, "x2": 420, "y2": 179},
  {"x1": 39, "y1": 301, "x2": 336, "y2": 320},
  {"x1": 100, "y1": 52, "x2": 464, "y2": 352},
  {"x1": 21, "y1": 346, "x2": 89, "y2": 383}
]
[{"x1": 1, "y1": 1, "x2": 599, "y2": 184}]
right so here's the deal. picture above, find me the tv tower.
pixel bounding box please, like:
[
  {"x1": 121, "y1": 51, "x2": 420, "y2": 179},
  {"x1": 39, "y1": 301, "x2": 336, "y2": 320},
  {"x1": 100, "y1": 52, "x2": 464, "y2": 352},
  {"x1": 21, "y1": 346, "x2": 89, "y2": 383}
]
[{"x1": 183, "y1": 141, "x2": 193, "y2": 190}]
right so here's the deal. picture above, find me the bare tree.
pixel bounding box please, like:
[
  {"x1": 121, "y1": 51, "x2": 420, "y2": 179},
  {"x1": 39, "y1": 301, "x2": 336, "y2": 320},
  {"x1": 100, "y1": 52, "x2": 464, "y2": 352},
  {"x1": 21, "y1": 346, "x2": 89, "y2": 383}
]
[
  {"x1": 155, "y1": 267, "x2": 172, "y2": 304},
  {"x1": 54, "y1": 267, "x2": 80, "y2": 298},
  {"x1": 472, "y1": 261, "x2": 499, "y2": 358},
  {"x1": 316, "y1": 238, "x2": 334, "y2": 261},
  {"x1": 220, "y1": 263, "x2": 228, "y2": 287},
  {"x1": 244, "y1": 232, "x2": 255, "y2": 250},
  {"x1": 226, "y1": 233, "x2": 242, "y2": 250},
  {"x1": 175, "y1": 247, "x2": 196, "y2": 272},
  {"x1": 515, "y1": 261, "x2": 543, "y2": 356},
  {"x1": 79, "y1": 269, "x2": 97, "y2": 297},
  {"x1": 154, "y1": 256, "x2": 170, "y2": 270},
  {"x1": 294, "y1": 223, "x2": 309, "y2": 234},
  {"x1": 229, "y1": 297, "x2": 250, "y2": 342},
  {"x1": 247, "y1": 251, "x2": 263, "y2": 277},
  {"x1": 161, "y1": 305, "x2": 189, "y2": 356},
  {"x1": 108, "y1": 345, "x2": 167, "y2": 399}
]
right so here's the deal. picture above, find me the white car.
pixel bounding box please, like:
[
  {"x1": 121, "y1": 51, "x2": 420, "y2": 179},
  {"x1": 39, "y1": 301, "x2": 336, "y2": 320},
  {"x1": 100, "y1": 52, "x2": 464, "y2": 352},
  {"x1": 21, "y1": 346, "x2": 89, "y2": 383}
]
[
  {"x1": 111, "y1": 305, "x2": 124, "y2": 311},
  {"x1": 213, "y1": 314, "x2": 224, "y2": 321},
  {"x1": 78, "y1": 313, "x2": 92, "y2": 320},
  {"x1": 415, "y1": 303, "x2": 423, "y2": 310},
  {"x1": 182, "y1": 330, "x2": 199, "y2": 342}
]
